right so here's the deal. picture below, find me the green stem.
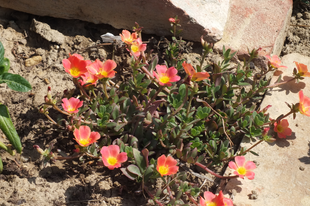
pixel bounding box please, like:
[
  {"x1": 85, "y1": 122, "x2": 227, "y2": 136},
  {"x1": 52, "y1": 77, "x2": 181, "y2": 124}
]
[
  {"x1": 102, "y1": 80, "x2": 109, "y2": 99},
  {"x1": 186, "y1": 86, "x2": 194, "y2": 117}
]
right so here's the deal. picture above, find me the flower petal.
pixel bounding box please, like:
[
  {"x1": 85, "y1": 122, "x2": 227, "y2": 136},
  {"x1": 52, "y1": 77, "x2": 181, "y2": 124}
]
[
  {"x1": 103, "y1": 60, "x2": 117, "y2": 73},
  {"x1": 235, "y1": 156, "x2": 246, "y2": 167},
  {"x1": 108, "y1": 145, "x2": 120, "y2": 157},
  {"x1": 244, "y1": 161, "x2": 256, "y2": 170},
  {"x1": 117, "y1": 152, "x2": 128, "y2": 163},
  {"x1": 245, "y1": 171, "x2": 255, "y2": 180},
  {"x1": 155, "y1": 65, "x2": 168, "y2": 75},
  {"x1": 228, "y1": 161, "x2": 238, "y2": 170},
  {"x1": 203, "y1": 191, "x2": 215, "y2": 202}
]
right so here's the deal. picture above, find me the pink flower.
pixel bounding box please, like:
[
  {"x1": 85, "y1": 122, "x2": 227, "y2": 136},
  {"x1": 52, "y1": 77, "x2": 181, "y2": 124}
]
[
  {"x1": 87, "y1": 59, "x2": 117, "y2": 79},
  {"x1": 79, "y1": 71, "x2": 98, "y2": 87},
  {"x1": 153, "y1": 65, "x2": 180, "y2": 86},
  {"x1": 273, "y1": 119, "x2": 292, "y2": 138},
  {"x1": 120, "y1": 30, "x2": 138, "y2": 45},
  {"x1": 265, "y1": 55, "x2": 287, "y2": 69},
  {"x1": 169, "y1": 18, "x2": 176, "y2": 23},
  {"x1": 62, "y1": 54, "x2": 90, "y2": 78},
  {"x1": 182, "y1": 61, "x2": 210, "y2": 81},
  {"x1": 156, "y1": 155, "x2": 179, "y2": 177},
  {"x1": 228, "y1": 156, "x2": 256, "y2": 180},
  {"x1": 299, "y1": 90, "x2": 310, "y2": 116},
  {"x1": 73, "y1": 126, "x2": 100, "y2": 147},
  {"x1": 130, "y1": 38, "x2": 147, "y2": 57},
  {"x1": 200, "y1": 191, "x2": 233, "y2": 206},
  {"x1": 295, "y1": 61, "x2": 310, "y2": 77},
  {"x1": 62, "y1": 97, "x2": 83, "y2": 114},
  {"x1": 101, "y1": 145, "x2": 128, "y2": 170}
]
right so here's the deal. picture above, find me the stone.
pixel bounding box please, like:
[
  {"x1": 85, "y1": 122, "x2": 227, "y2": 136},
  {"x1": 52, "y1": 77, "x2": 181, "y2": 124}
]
[
  {"x1": 24, "y1": 55, "x2": 42, "y2": 67},
  {"x1": 30, "y1": 19, "x2": 65, "y2": 45},
  {"x1": 214, "y1": 0, "x2": 293, "y2": 59},
  {"x1": 223, "y1": 53, "x2": 310, "y2": 206},
  {"x1": 0, "y1": 0, "x2": 230, "y2": 42}
]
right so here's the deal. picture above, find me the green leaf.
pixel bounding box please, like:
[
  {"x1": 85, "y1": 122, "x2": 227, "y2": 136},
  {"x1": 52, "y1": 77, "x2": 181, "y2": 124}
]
[
  {"x1": 120, "y1": 168, "x2": 136, "y2": 180},
  {"x1": 0, "y1": 41, "x2": 4, "y2": 64},
  {"x1": 0, "y1": 73, "x2": 31, "y2": 92},
  {"x1": 0, "y1": 104, "x2": 22, "y2": 153},
  {"x1": 143, "y1": 165, "x2": 154, "y2": 183},
  {"x1": 0, "y1": 140, "x2": 8, "y2": 151},
  {"x1": 0, "y1": 58, "x2": 10, "y2": 74},
  {"x1": 127, "y1": 164, "x2": 142, "y2": 177},
  {"x1": 179, "y1": 84, "x2": 186, "y2": 98},
  {"x1": 133, "y1": 148, "x2": 146, "y2": 171},
  {"x1": 111, "y1": 104, "x2": 120, "y2": 120},
  {"x1": 250, "y1": 151, "x2": 259, "y2": 156}
]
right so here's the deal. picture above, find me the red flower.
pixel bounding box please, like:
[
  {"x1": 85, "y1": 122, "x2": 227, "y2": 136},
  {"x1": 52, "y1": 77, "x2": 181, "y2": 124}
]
[
  {"x1": 182, "y1": 61, "x2": 210, "y2": 81},
  {"x1": 228, "y1": 156, "x2": 256, "y2": 180},
  {"x1": 299, "y1": 90, "x2": 310, "y2": 116},
  {"x1": 265, "y1": 55, "x2": 287, "y2": 69},
  {"x1": 153, "y1": 65, "x2": 180, "y2": 86},
  {"x1": 87, "y1": 59, "x2": 117, "y2": 79},
  {"x1": 274, "y1": 119, "x2": 292, "y2": 138},
  {"x1": 62, "y1": 54, "x2": 89, "y2": 78},
  {"x1": 62, "y1": 97, "x2": 83, "y2": 114},
  {"x1": 199, "y1": 190, "x2": 233, "y2": 206},
  {"x1": 156, "y1": 155, "x2": 179, "y2": 177},
  {"x1": 120, "y1": 30, "x2": 138, "y2": 45},
  {"x1": 294, "y1": 61, "x2": 310, "y2": 77},
  {"x1": 73, "y1": 126, "x2": 100, "y2": 147},
  {"x1": 101, "y1": 145, "x2": 128, "y2": 170}
]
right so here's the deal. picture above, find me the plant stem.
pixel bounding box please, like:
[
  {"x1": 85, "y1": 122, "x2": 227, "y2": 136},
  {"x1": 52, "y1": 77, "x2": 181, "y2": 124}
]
[
  {"x1": 185, "y1": 192, "x2": 199, "y2": 206},
  {"x1": 195, "y1": 162, "x2": 238, "y2": 179},
  {"x1": 144, "y1": 187, "x2": 164, "y2": 206},
  {"x1": 73, "y1": 78, "x2": 91, "y2": 100},
  {"x1": 102, "y1": 80, "x2": 109, "y2": 99}
]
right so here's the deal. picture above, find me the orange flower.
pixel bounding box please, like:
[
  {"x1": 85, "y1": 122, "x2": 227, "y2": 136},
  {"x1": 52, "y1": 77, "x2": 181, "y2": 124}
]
[
  {"x1": 228, "y1": 156, "x2": 256, "y2": 180},
  {"x1": 156, "y1": 155, "x2": 179, "y2": 177},
  {"x1": 299, "y1": 90, "x2": 310, "y2": 116},
  {"x1": 120, "y1": 30, "x2": 138, "y2": 45},
  {"x1": 153, "y1": 65, "x2": 180, "y2": 86},
  {"x1": 130, "y1": 38, "x2": 147, "y2": 57},
  {"x1": 182, "y1": 61, "x2": 210, "y2": 81},
  {"x1": 79, "y1": 71, "x2": 98, "y2": 87},
  {"x1": 62, "y1": 54, "x2": 89, "y2": 78},
  {"x1": 294, "y1": 61, "x2": 310, "y2": 77},
  {"x1": 87, "y1": 59, "x2": 117, "y2": 79},
  {"x1": 101, "y1": 145, "x2": 128, "y2": 170},
  {"x1": 62, "y1": 97, "x2": 83, "y2": 114},
  {"x1": 200, "y1": 191, "x2": 233, "y2": 206},
  {"x1": 274, "y1": 119, "x2": 292, "y2": 138},
  {"x1": 265, "y1": 55, "x2": 287, "y2": 69},
  {"x1": 73, "y1": 126, "x2": 100, "y2": 147}
]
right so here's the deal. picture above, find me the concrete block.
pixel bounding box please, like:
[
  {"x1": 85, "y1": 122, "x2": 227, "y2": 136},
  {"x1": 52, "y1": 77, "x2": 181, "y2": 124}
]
[{"x1": 214, "y1": 0, "x2": 293, "y2": 59}]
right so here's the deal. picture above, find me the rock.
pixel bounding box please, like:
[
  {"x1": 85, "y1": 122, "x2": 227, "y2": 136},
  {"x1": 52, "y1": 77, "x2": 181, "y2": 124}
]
[
  {"x1": 30, "y1": 19, "x2": 65, "y2": 45},
  {"x1": 0, "y1": 0, "x2": 230, "y2": 42},
  {"x1": 24, "y1": 55, "x2": 42, "y2": 67},
  {"x1": 214, "y1": 0, "x2": 293, "y2": 59}
]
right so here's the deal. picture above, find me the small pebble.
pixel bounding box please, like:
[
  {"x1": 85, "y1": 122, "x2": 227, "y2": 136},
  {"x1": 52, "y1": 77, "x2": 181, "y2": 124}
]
[
  {"x1": 304, "y1": 12, "x2": 310, "y2": 19},
  {"x1": 25, "y1": 55, "x2": 42, "y2": 67},
  {"x1": 249, "y1": 190, "x2": 258, "y2": 200},
  {"x1": 299, "y1": 166, "x2": 305, "y2": 171},
  {"x1": 296, "y1": 13, "x2": 303, "y2": 19}
]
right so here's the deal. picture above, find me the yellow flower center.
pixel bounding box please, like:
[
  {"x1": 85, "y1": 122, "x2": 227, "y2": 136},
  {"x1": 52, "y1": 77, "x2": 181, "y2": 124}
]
[
  {"x1": 131, "y1": 45, "x2": 139, "y2": 53},
  {"x1": 70, "y1": 67, "x2": 80, "y2": 76},
  {"x1": 67, "y1": 106, "x2": 75, "y2": 112},
  {"x1": 100, "y1": 71, "x2": 108, "y2": 77},
  {"x1": 79, "y1": 139, "x2": 90, "y2": 146},
  {"x1": 237, "y1": 167, "x2": 247, "y2": 175},
  {"x1": 159, "y1": 76, "x2": 170, "y2": 84},
  {"x1": 107, "y1": 157, "x2": 117, "y2": 166},
  {"x1": 158, "y1": 165, "x2": 169, "y2": 176},
  {"x1": 207, "y1": 202, "x2": 217, "y2": 206},
  {"x1": 277, "y1": 125, "x2": 283, "y2": 133}
]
